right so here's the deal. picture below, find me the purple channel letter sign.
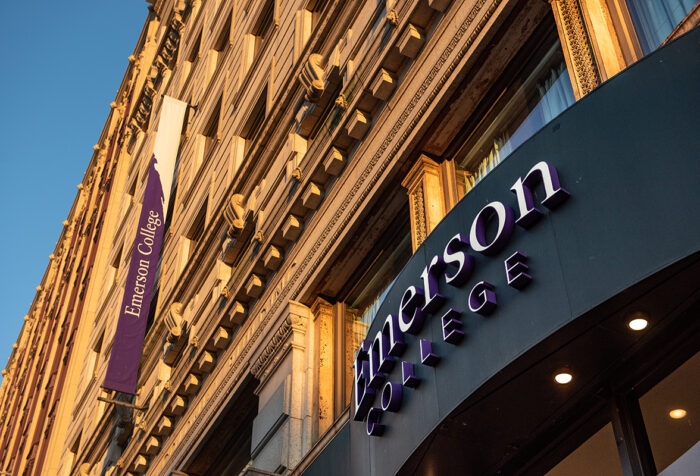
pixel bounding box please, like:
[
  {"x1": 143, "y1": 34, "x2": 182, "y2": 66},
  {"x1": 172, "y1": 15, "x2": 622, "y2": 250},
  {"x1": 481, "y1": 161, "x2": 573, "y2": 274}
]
[{"x1": 352, "y1": 161, "x2": 570, "y2": 437}]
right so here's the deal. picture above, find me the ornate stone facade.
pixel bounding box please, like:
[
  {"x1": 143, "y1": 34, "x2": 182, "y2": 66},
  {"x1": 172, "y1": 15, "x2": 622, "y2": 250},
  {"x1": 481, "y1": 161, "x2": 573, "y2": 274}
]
[{"x1": 1, "y1": 0, "x2": 696, "y2": 475}]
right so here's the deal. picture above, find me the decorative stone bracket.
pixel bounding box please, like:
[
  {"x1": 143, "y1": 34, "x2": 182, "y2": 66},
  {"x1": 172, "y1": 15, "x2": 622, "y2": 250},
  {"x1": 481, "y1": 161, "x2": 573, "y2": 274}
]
[
  {"x1": 221, "y1": 193, "x2": 265, "y2": 266},
  {"x1": 299, "y1": 54, "x2": 326, "y2": 102},
  {"x1": 295, "y1": 52, "x2": 342, "y2": 137},
  {"x1": 163, "y1": 302, "x2": 189, "y2": 365}
]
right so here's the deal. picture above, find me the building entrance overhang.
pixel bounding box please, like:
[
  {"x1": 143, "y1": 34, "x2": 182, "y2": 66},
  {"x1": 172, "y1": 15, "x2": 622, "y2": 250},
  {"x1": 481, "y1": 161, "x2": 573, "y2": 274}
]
[{"x1": 303, "y1": 27, "x2": 700, "y2": 476}]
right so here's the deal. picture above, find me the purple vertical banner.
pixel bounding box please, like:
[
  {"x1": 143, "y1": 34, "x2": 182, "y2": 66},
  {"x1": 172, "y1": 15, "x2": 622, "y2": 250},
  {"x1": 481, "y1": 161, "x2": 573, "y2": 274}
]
[{"x1": 103, "y1": 96, "x2": 187, "y2": 394}]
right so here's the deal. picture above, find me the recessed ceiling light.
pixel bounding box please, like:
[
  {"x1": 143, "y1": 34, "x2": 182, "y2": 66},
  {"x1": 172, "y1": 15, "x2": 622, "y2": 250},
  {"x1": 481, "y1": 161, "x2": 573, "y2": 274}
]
[
  {"x1": 669, "y1": 409, "x2": 687, "y2": 419},
  {"x1": 628, "y1": 318, "x2": 648, "y2": 331},
  {"x1": 555, "y1": 373, "x2": 573, "y2": 384}
]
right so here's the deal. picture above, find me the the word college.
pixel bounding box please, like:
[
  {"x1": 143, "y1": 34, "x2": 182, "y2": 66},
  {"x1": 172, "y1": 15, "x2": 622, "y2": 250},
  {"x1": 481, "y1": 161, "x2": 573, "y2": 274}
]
[{"x1": 352, "y1": 161, "x2": 570, "y2": 437}]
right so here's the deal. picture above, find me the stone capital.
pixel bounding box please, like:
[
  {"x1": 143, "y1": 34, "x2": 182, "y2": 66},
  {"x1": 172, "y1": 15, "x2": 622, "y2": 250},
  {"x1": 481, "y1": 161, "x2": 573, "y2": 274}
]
[{"x1": 402, "y1": 154, "x2": 447, "y2": 251}]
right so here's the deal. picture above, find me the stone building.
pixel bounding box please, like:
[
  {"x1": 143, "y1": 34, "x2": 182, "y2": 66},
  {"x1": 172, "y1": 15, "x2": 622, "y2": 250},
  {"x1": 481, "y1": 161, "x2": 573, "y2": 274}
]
[
  {"x1": 0, "y1": 79, "x2": 130, "y2": 474},
  {"x1": 1, "y1": 0, "x2": 699, "y2": 475}
]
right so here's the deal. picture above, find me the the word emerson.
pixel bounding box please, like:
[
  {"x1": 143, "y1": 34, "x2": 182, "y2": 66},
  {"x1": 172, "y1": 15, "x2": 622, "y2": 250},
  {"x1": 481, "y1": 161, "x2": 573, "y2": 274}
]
[
  {"x1": 124, "y1": 210, "x2": 162, "y2": 318},
  {"x1": 353, "y1": 161, "x2": 570, "y2": 436}
]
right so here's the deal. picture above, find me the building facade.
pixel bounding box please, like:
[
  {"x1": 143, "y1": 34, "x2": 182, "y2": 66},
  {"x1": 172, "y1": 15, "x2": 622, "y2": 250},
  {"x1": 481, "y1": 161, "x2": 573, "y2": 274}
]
[
  {"x1": 1, "y1": 0, "x2": 699, "y2": 475},
  {"x1": 0, "y1": 73, "x2": 131, "y2": 474}
]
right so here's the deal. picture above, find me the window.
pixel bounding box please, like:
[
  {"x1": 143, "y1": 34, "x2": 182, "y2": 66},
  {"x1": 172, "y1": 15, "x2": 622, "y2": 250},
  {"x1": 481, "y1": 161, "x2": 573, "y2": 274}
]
[
  {"x1": 214, "y1": 13, "x2": 232, "y2": 55},
  {"x1": 332, "y1": 220, "x2": 411, "y2": 417},
  {"x1": 309, "y1": 193, "x2": 411, "y2": 440},
  {"x1": 183, "y1": 29, "x2": 202, "y2": 87},
  {"x1": 539, "y1": 340, "x2": 699, "y2": 474},
  {"x1": 202, "y1": 96, "x2": 222, "y2": 163},
  {"x1": 295, "y1": 1, "x2": 327, "y2": 60},
  {"x1": 207, "y1": 13, "x2": 232, "y2": 81},
  {"x1": 91, "y1": 332, "x2": 104, "y2": 379},
  {"x1": 145, "y1": 287, "x2": 159, "y2": 336},
  {"x1": 343, "y1": 211, "x2": 412, "y2": 326},
  {"x1": 240, "y1": 87, "x2": 267, "y2": 155},
  {"x1": 127, "y1": 174, "x2": 137, "y2": 197},
  {"x1": 252, "y1": 0, "x2": 275, "y2": 57},
  {"x1": 106, "y1": 245, "x2": 122, "y2": 289},
  {"x1": 79, "y1": 330, "x2": 104, "y2": 396},
  {"x1": 546, "y1": 424, "x2": 623, "y2": 476},
  {"x1": 184, "y1": 198, "x2": 208, "y2": 265},
  {"x1": 66, "y1": 431, "x2": 81, "y2": 475},
  {"x1": 183, "y1": 378, "x2": 258, "y2": 475},
  {"x1": 241, "y1": 1, "x2": 274, "y2": 77},
  {"x1": 306, "y1": 0, "x2": 326, "y2": 26},
  {"x1": 454, "y1": 25, "x2": 574, "y2": 191},
  {"x1": 639, "y1": 350, "x2": 700, "y2": 472},
  {"x1": 162, "y1": 132, "x2": 183, "y2": 240},
  {"x1": 120, "y1": 174, "x2": 138, "y2": 223},
  {"x1": 625, "y1": 0, "x2": 698, "y2": 54},
  {"x1": 188, "y1": 30, "x2": 202, "y2": 65}
]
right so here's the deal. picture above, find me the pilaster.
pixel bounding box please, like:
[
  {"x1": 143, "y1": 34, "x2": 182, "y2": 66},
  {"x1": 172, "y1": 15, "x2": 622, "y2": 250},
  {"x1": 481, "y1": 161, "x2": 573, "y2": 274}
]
[
  {"x1": 249, "y1": 301, "x2": 313, "y2": 473},
  {"x1": 343, "y1": 309, "x2": 366, "y2": 408},
  {"x1": 310, "y1": 298, "x2": 334, "y2": 437},
  {"x1": 577, "y1": 0, "x2": 633, "y2": 80},
  {"x1": 402, "y1": 155, "x2": 448, "y2": 252},
  {"x1": 550, "y1": 0, "x2": 601, "y2": 98}
]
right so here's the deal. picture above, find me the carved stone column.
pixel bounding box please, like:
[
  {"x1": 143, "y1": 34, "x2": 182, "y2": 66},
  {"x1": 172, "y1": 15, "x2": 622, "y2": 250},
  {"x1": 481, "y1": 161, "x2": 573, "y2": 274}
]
[
  {"x1": 311, "y1": 298, "x2": 334, "y2": 437},
  {"x1": 402, "y1": 155, "x2": 447, "y2": 252},
  {"x1": 577, "y1": 0, "x2": 635, "y2": 80},
  {"x1": 550, "y1": 0, "x2": 602, "y2": 98},
  {"x1": 343, "y1": 308, "x2": 366, "y2": 408},
  {"x1": 250, "y1": 301, "x2": 312, "y2": 473}
]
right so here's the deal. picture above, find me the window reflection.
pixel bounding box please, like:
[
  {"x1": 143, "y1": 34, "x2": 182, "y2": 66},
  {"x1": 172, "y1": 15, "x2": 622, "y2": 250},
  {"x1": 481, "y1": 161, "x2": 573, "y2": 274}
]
[
  {"x1": 640, "y1": 350, "x2": 700, "y2": 472},
  {"x1": 454, "y1": 32, "x2": 574, "y2": 192},
  {"x1": 348, "y1": 231, "x2": 411, "y2": 326},
  {"x1": 626, "y1": 0, "x2": 698, "y2": 54},
  {"x1": 546, "y1": 423, "x2": 623, "y2": 476}
]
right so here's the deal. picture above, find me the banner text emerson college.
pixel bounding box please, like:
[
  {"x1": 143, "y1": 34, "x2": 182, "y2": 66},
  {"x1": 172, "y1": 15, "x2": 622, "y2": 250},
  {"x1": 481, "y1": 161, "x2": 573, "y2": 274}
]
[{"x1": 124, "y1": 210, "x2": 162, "y2": 318}]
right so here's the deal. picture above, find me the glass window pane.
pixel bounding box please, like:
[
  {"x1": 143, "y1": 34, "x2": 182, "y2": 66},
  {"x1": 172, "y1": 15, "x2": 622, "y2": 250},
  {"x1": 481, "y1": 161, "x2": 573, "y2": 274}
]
[
  {"x1": 345, "y1": 224, "x2": 411, "y2": 327},
  {"x1": 640, "y1": 350, "x2": 700, "y2": 472},
  {"x1": 546, "y1": 423, "x2": 624, "y2": 476},
  {"x1": 455, "y1": 31, "x2": 574, "y2": 189},
  {"x1": 626, "y1": 0, "x2": 698, "y2": 54}
]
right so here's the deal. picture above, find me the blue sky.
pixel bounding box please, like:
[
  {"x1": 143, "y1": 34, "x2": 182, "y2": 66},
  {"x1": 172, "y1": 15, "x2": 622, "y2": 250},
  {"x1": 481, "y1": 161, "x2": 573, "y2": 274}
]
[{"x1": 0, "y1": 2, "x2": 147, "y2": 381}]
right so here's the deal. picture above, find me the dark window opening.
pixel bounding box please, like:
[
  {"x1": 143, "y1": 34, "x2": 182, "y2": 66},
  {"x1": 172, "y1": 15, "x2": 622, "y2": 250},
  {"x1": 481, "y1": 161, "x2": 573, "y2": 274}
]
[
  {"x1": 340, "y1": 205, "x2": 412, "y2": 326},
  {"x1": 203, "y1": 96, "x2": 222, "y2": 162},
  {"x1": 214, "y1": 13, "x2": 232, "y2": 54},
  {"x1": 186, "y1": 198, "x2": 208, "y2": 264},
  {"x1": 144, "y1": 287, "x2": 159, "y2": 336},
  {"x1": 91, "y1": 331, "x2": 104, "y2": 380},
  {"x1": 184, "y1": 375, "x2": 259, "y2": 476},
  {"x1": 252, "y1": 0, "x2": 275, "y2": 57},
  {"x1": 108, "y1": 245, "x2": 123, "y2": 288},
  {"x1": 241, "y1": 88, "x2": 267, "y2": 153},
  {"x1": 162, "y1": 147, "x2": 183, "y2": 240},
  {"x1": 127, "y1": 175, "x2": 137, "y2": 197},
  {"x1": 184, "y1": 29, "x2": 202, "y2": 86},
  {"x1": 306, "y1": 0, "x2": 327, "y2": 30},
  {"x1": 187, "y1": 29, "x2": 202, "y2": 64}
]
